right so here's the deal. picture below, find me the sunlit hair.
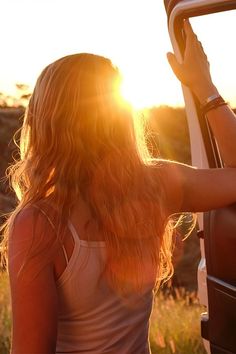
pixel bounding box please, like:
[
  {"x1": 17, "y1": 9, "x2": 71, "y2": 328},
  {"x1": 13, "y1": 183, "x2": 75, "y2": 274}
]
[{"x1": 0, "y1": 53, "x2": 188, "y2": 295}]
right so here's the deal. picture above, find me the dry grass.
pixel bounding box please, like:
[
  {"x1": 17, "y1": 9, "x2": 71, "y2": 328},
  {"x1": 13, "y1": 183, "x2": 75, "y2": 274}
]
[
  {"x1": 149, "y1": 287, "x2": 206, "y2": 354},
  {"x1": 0, "y1": 273, "x2": 206, "y2": 354},
  {"x1": 0, "y1": 272, "x2": 11, "y2": 354}
]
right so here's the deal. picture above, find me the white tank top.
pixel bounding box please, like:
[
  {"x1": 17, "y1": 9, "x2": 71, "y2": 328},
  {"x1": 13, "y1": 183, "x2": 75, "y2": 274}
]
[{"x1": 55, "y1": 221, "x2": 154, "y2": 354}]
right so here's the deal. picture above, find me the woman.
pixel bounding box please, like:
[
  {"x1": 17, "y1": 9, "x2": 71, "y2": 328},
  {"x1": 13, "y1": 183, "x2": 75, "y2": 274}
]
[{"x1": 2, "y1": 20, "x2": 236, "y2": 353}]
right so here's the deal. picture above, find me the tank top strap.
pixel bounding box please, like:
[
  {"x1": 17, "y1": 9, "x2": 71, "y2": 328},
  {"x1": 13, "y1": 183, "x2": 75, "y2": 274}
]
[
  {"x1": 61, "y1": 245, "x2": 69, "y2": 265},
  {"x1": 32, "y1": 204, "x2": 74, "y2": 265},
  {"x1": 32, "y1": 204, "x2": 56, "y2": 231},
  {"x1": 68, "y1": 220, "x2": 81, "y2": 246},
  {"x1": 68, "y1": 221, "x2": 106, "y2": 248}
]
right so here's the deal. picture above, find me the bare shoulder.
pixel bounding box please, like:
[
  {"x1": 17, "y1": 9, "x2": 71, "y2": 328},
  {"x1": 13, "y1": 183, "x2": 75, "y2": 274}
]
[
  {"x1": 9, "y1": 204, "x2": 56, "y2": 247},
  {"x1": 148, "y1": 158, "x2": 194, "y2": 215},
  {"x1": 10, "y1": 205, "x2": 44, "y2": 235},
  {"x1": 8, "y1": 204, "x2": 58, "y2": 282}
]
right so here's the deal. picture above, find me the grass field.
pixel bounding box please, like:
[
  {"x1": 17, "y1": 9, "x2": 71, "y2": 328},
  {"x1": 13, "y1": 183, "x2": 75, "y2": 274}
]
[
  {"x1": 0, "y1": 273, "x2": 11, "y2": 354},
  {"x1": 149, "y1": 287, "x2": 206, "y2": 353},
  {"x1": 0, "y1": 273, "x2": 206, "y2": 354}
]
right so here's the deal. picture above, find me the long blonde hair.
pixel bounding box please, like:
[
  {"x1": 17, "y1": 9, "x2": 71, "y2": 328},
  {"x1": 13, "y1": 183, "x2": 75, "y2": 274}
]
[{"x1": 1, "y1": 53, "x2": 177, "y2": 294}]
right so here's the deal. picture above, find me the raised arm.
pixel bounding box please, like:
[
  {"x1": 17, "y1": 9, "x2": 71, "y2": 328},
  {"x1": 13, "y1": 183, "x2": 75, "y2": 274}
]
[
  {"x1": 158, "y1": 161, "x2": 236, "y2": 215},
  {"x1": 167, "y1": 19, "x2": 236, "y2": 167},
  {"x1": 8, "y1": 208, "x2": 58, "y2": 354}
]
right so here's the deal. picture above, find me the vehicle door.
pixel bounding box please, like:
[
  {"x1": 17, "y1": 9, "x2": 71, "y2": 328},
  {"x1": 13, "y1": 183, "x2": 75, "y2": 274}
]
[{"x1": 164, "y1": 1, "x2": 236, "y2": 353}]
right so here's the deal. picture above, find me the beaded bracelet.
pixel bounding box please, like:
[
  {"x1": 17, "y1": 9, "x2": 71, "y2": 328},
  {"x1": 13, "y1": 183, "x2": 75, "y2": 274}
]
[{"x1": 200, "y1": 94, "x2": 228, "y2": 115}]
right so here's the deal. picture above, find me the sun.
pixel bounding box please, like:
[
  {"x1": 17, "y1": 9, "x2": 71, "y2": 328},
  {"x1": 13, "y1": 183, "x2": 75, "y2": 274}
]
[
  {"x1": 121, "y1": 76, "x2": 156, "y2": 110},
  {"x1": 120, "y1": 71, "x2": 185, "y2": 110},
  {"x1": 119, "y1": 65, "x2": 168, "y2": 110}
]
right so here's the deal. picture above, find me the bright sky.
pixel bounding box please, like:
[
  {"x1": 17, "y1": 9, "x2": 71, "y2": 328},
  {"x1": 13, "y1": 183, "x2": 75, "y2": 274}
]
[{"x1": 0, "y1": 0, "x2": 235, "y2": 108}]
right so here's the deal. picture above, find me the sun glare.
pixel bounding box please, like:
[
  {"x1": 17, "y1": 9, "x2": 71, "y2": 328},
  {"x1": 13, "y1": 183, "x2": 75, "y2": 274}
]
[
  {"x1": 120, "y1": 69, "x2": 183, "y2": 110},
  {"x1": 121, "y1": 76, "x2": 158, "y2": 110},
  {"x1": 121, "y1": 80, "x2": 146, "y2": 110}
]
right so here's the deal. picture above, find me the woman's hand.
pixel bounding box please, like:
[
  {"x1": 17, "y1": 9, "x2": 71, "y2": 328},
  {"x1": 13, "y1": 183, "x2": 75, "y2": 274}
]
[
  {"x1": 167, "y1": 19, "x2": 219, "y2": 104},
  {"x1": 167, "y1": 18, "x2": 236, "y2": 167}
]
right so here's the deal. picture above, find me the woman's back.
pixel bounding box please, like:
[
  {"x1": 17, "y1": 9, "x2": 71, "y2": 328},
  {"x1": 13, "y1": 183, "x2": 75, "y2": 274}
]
[{"x1": 55, "y1": 214, "x2": 154, "y2": 354}]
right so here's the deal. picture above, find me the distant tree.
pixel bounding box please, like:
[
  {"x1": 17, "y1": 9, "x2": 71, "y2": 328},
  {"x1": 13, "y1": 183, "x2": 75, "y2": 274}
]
[
  {"x1": 0, "y1": 84, "x2": 31, "y2": 108},
  {"x1": 146, "y1": 105, "x2": 191, "y2": 164},
  {"x1": 15, "y1": 83, "x2": 31, "y2": 106}
]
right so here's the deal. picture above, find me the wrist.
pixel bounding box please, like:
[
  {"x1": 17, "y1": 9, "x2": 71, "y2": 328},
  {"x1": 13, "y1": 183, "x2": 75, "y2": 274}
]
[
  {"x1": 191, "y1": 82, "x2": 219, "y2": 105},
  {"x1": 200, "y1": 95, "x2": 228, "y2": 116}
]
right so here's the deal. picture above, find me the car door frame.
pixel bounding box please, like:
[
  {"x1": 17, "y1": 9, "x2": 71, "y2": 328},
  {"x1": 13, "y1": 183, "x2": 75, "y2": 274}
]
[{"x1": 165, "y1": 1, "x2": 236, "y2": 353}]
